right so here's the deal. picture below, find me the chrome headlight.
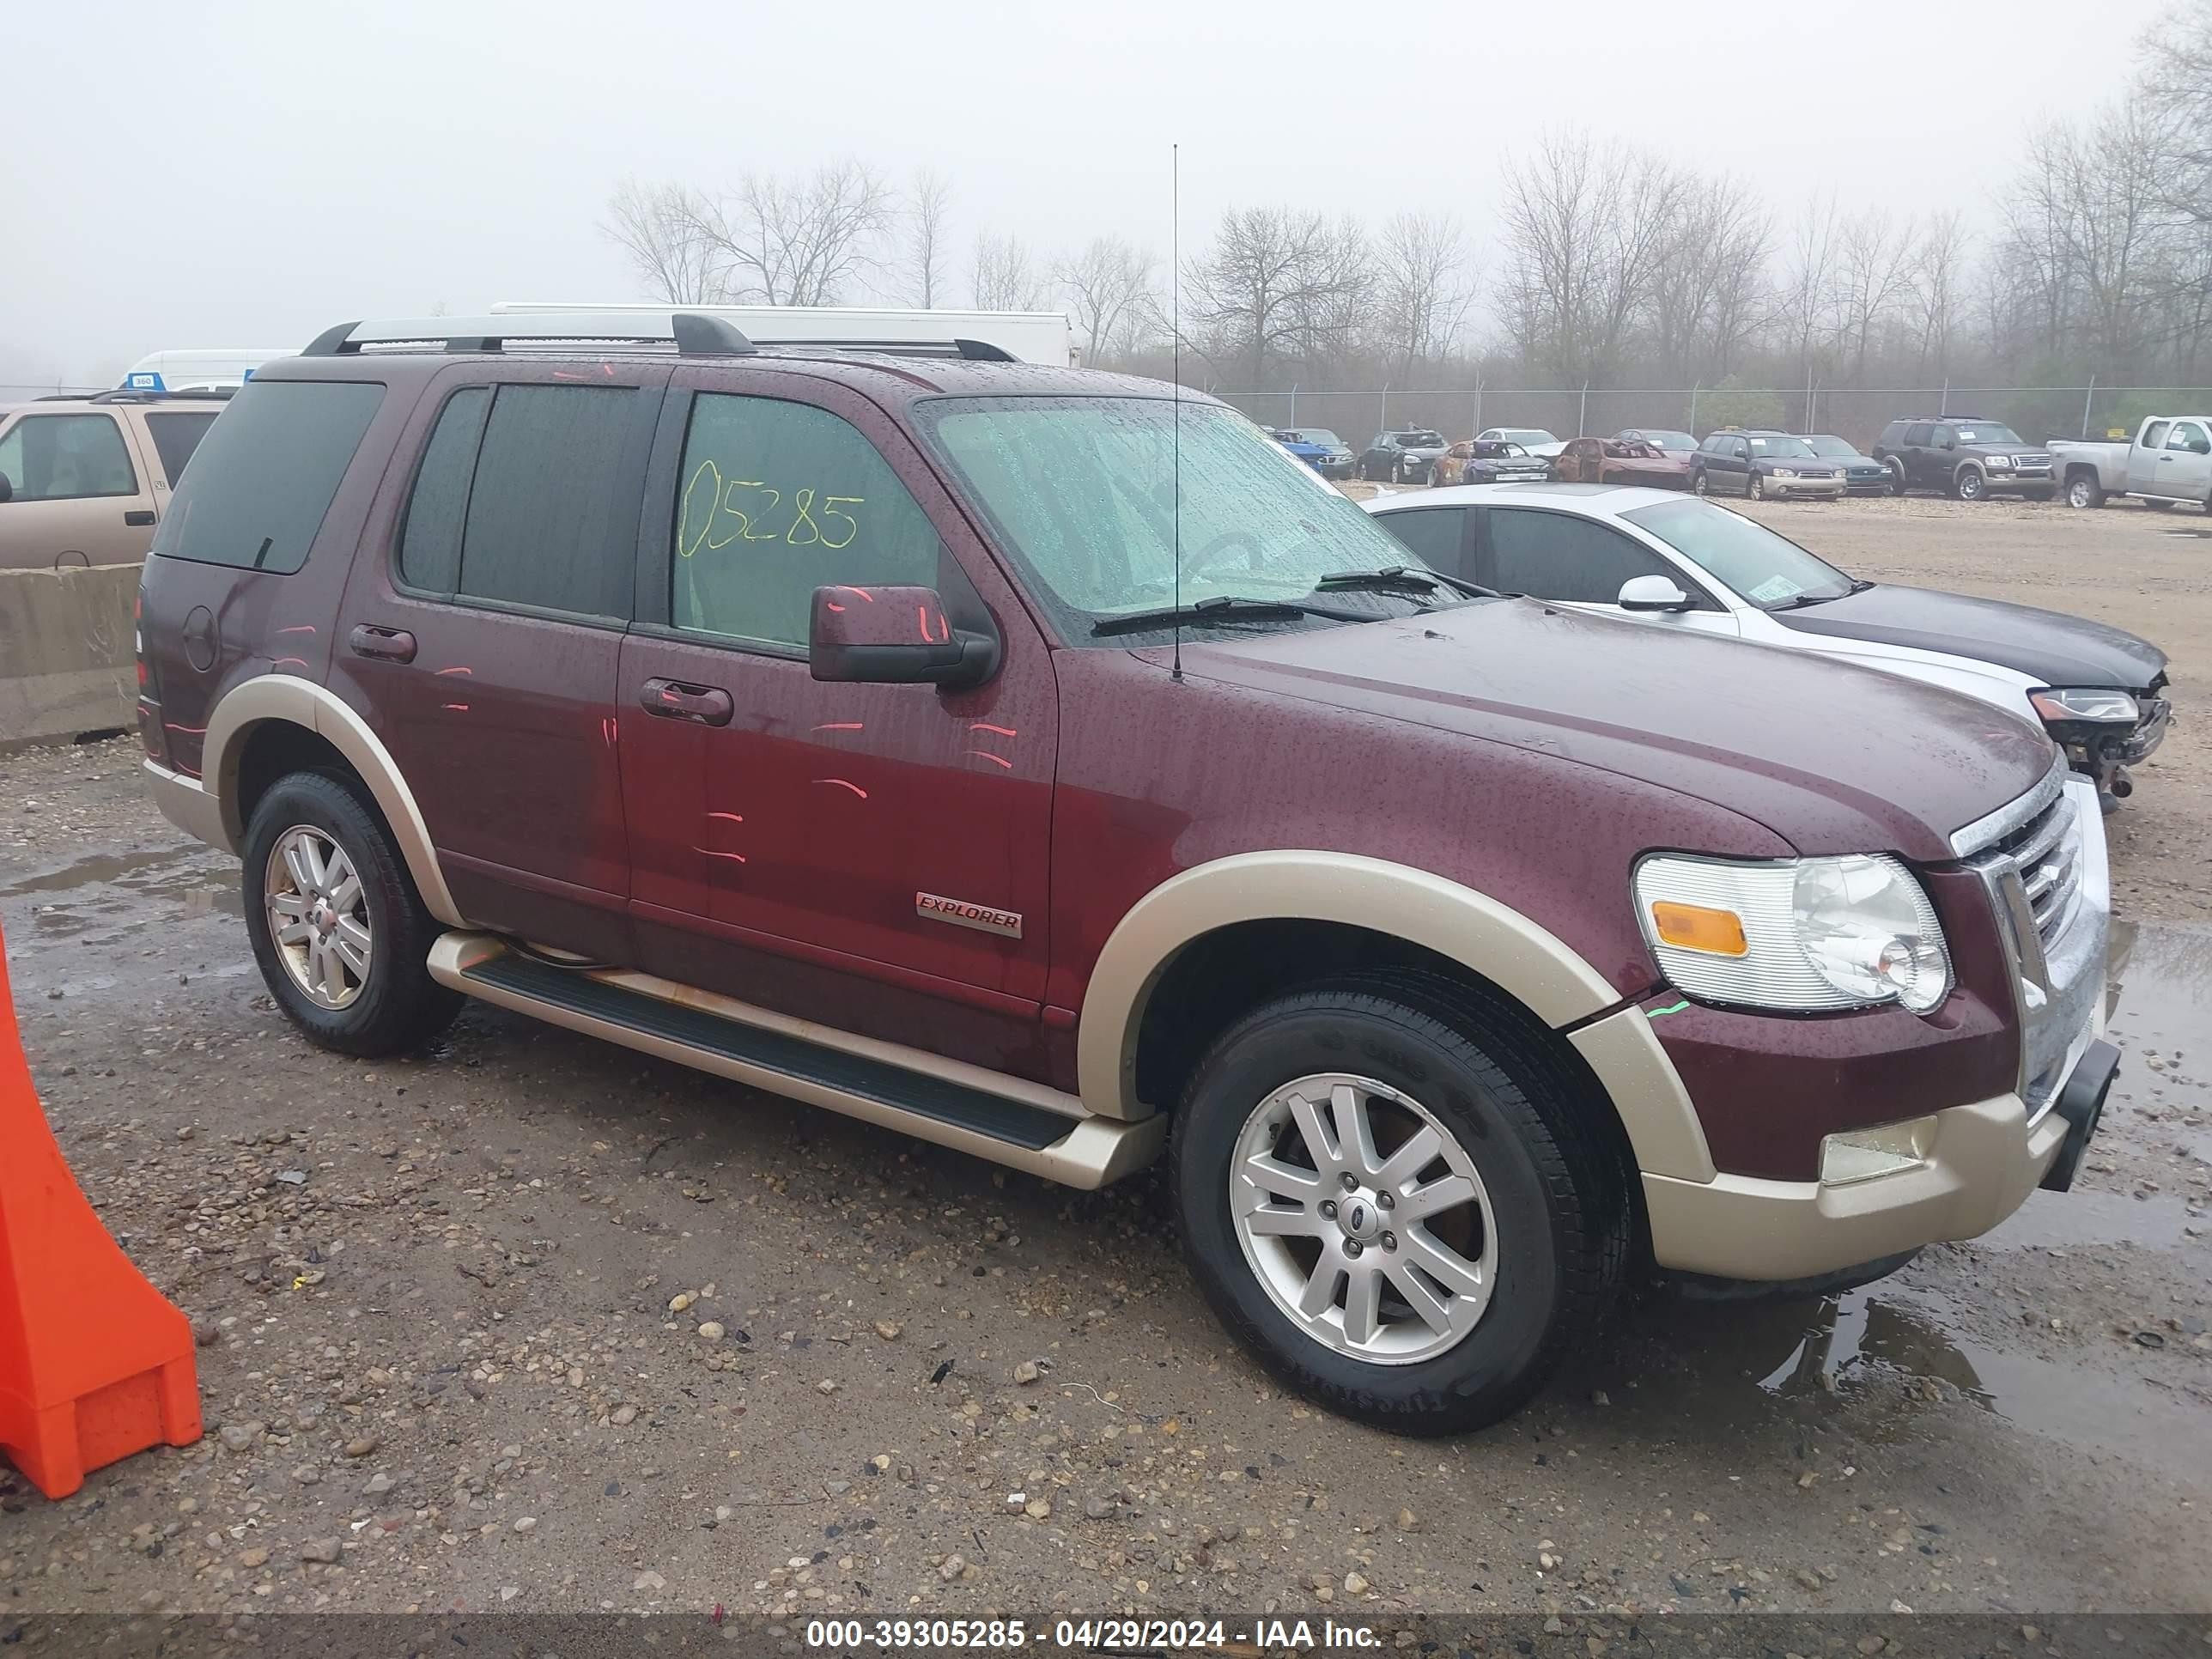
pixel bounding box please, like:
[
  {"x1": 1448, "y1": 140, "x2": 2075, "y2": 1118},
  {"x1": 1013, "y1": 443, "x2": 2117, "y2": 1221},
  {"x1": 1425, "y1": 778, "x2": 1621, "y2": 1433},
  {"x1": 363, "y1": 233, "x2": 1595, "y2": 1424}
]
[
  {"x1": 2029, "y1": 687, "x2": 2139, "y2": 723},
  {"x1": 1633, "y1": 854, "x2": 1952, "y2": 1014},
  {"x1": 1987, "y1": 454, "x2": 2014, "y2": 470},
  {"x1": 1771, "y1": 466, "x2": 1798, "y2": 478}
]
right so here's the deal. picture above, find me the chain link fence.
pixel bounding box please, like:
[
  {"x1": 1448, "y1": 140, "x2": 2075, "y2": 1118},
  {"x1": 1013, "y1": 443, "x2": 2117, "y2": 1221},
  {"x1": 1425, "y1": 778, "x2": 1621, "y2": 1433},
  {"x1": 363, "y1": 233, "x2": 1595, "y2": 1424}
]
[{"x1": 1214, "y1": 386, "x2": 2212, "y2": 452}]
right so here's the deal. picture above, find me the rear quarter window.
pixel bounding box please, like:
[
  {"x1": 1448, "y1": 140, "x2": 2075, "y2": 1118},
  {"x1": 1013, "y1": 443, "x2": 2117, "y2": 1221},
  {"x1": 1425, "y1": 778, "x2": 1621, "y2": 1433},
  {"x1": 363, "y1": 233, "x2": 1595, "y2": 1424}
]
[
  {"x1": 151, "y1": 380, "x2": 384, "y2": 573},
  {"x1": 142, "y1": 410, "x2": 220, "y2": 487}
]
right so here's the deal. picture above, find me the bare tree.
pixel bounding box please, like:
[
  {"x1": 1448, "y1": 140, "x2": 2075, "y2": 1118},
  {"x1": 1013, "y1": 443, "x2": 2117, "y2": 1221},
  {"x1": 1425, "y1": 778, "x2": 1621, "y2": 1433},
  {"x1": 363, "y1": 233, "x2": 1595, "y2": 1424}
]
[
  {"x1": 1495, "y1": 131, "x2": 1691, "y2": 380},
  {"x1": 1907, "y1": 210, "x2": 1972, "y2": 380},
  {"x1": 2140, "y1": 0, "x2": 2212, "y2": 228},
  {"x1": 1778, "y1": 192, "x2": 1843, "y2": 380},
  {"x1": 905, "y1": 167, "x2": 953, "y2": 308},
  {"x1": 1182, "y1": 206, "x2": 1372, "y2": 386},
  {"x1": 1057, "y1": 236, "x2": 1157, "y2": 363},
  {"x1": 971, "y1": 231, "x2": 1048, "y2": 310},
  {"x1": 672, "y1": 160, "x2": 896, "y2": 306},
  {"x1": 1644, "y1": 173, "x2": 1771, "y2": 381},
  {"x1": 1833, "y1": 209, "x2": 1918, "y2": 380},
  {"x1": 601, "y1": 178, "x2": 725, "y2": 304},
  {"x1": 1374, "y1": 212, "x2": 1475, "y2": 374}
]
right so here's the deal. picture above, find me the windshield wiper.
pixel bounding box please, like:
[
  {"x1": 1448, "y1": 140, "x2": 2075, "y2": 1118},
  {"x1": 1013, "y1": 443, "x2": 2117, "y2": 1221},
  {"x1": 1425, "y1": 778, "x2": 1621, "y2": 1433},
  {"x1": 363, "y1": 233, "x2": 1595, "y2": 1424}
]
[
  {"x1": 1314, "y1": 565, "x2": 1502, "y2": 599},
  {"x1": 1770, "y1": 590, "x2": 1850, "y2": 610},
  {"x1": 1090, "y1": 594, "x2": 1373, "y2": 636}
]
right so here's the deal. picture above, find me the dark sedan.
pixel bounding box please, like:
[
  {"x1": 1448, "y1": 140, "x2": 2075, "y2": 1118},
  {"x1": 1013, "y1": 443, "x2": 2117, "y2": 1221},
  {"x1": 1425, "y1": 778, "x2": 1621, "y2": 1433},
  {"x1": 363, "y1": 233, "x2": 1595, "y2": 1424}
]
[{"x1": 1798, "y1": 434, "x2": 1891, "y2": 495}]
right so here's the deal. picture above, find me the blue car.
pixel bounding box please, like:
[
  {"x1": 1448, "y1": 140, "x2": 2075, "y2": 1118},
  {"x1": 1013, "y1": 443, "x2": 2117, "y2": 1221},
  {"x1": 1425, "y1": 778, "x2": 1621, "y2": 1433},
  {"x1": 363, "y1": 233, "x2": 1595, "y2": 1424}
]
[{"x1": 1275, "y1": 427, "x2": 1356, "y2": 479}]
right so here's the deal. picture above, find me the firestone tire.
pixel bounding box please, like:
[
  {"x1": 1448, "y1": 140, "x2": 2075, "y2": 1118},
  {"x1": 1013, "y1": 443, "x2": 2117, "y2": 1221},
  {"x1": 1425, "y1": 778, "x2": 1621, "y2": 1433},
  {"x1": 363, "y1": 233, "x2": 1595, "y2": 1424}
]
[
  {"x1": 1169, "y1": 976, "x2": 1629, "y2": 1436},
  {"x1": 242, "y1": 771, "x2": 463, "y2": 1059}
]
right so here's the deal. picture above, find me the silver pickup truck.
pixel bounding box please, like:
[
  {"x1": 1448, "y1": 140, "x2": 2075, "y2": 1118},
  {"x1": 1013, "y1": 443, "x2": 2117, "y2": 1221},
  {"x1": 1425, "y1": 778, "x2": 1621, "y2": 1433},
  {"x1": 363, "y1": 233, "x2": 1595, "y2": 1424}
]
[{"x1": 2049, "y1": 416, "x2": 2212, "y2": 511}]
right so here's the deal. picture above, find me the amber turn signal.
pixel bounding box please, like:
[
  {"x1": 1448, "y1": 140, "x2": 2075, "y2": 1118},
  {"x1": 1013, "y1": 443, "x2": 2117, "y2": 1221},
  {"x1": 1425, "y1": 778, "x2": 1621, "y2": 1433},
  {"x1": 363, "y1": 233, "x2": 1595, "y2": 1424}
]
[{"x1": 1649, "y1": 901, "x2": 1748, "y2": 957}]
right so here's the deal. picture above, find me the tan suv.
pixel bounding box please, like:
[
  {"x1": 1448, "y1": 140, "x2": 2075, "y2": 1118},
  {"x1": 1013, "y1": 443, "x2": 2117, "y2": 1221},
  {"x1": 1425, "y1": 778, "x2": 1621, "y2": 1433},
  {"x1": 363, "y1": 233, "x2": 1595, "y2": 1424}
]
[{"x1": 0, "y1": 390, "x2": 228, "y2": 570}]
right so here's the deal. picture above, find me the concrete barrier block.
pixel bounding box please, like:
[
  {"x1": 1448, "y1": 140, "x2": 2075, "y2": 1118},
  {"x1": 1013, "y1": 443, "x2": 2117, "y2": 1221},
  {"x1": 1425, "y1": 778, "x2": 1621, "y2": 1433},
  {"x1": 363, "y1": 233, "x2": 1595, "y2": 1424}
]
[{"x1": 0, "y1": 564, "x2": 138, "y2": 752}]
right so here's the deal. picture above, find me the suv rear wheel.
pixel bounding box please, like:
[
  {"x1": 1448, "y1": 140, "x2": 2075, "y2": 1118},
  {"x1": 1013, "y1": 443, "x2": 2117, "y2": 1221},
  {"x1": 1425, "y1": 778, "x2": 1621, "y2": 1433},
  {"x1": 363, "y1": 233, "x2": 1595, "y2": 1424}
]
[
  {"x1": 1170, "y1": 979, "x2": 1626, "y2": 1435},
  {"x1": 243, "y1": 771, "x2": 462, "y2": 1057}
]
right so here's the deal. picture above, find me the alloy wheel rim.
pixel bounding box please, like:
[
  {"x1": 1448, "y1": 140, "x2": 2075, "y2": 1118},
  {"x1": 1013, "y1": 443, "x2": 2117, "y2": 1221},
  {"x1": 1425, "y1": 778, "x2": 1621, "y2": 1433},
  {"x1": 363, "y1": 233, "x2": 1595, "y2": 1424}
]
[
  {"x1": 2069, "y1": 479, "x2": 2093, "y2": 507},
  {"x1": 264, "y1": 826, "x2": 373, "y2": 1010},
  {"x1": 1229, "y1": 1072, "x2": 1498, "y2": 1365}
]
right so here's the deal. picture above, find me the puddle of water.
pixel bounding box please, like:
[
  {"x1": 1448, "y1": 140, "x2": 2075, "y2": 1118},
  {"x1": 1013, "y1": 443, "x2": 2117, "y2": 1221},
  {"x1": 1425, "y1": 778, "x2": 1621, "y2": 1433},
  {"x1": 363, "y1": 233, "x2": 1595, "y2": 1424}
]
[
  {"x1": 1979, "y1": 1186, "x2": 2192, "y2": 1252},
  {"x1": 1641, "y1": 1284, "x2": 2212, "y2": 1481},
  {"x1": 0, "y1": 848, "x2": 204, "y2": 899}
]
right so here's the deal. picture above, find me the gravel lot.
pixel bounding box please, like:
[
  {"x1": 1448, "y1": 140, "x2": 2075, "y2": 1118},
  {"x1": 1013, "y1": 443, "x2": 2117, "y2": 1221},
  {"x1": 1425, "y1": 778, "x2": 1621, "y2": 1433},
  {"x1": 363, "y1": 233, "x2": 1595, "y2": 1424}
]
[{"x1": 0, "y1": 496, "x2": 2207, "y2": 1625}]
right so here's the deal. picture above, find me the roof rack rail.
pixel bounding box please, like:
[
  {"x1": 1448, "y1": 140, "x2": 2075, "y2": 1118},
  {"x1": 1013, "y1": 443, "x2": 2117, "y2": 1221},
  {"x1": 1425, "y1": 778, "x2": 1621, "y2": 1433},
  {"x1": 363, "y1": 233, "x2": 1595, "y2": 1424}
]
[
  {"x1": 301, "y1": 311, "x2": 758, "y2": 359},
  {"x1": 33, "y1": 387, "x2": 236, "y2": 404},
  {"x1": 753, "y1": 337, "x2": 1017, "y2": 362}
]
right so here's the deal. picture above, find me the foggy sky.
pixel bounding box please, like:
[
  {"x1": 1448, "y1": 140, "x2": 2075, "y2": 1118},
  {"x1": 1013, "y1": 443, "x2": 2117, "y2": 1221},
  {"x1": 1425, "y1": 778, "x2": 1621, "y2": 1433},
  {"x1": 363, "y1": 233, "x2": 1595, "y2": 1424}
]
[{"x1": 2, "y1": 0, "x2": 2142, "y2": 390}]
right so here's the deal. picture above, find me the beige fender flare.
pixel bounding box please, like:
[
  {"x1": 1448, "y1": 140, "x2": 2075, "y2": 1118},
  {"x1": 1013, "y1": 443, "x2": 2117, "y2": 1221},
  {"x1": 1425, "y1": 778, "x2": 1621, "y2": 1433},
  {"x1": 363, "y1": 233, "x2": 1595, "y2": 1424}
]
[
  {"x1": 202, "y1": 676, "x2": 467, "y2": 929},
  {"x1": 1074, "y1": 850, "x2": 1715, "y2": 1182}
]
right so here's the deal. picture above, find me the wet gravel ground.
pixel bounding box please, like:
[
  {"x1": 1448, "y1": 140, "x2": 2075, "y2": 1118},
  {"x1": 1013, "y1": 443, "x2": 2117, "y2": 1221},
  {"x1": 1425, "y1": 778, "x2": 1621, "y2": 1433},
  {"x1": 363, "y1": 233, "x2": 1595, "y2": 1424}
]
[{"x1": 2, "y1": 495, "x2": 2209, "y2": 1621}]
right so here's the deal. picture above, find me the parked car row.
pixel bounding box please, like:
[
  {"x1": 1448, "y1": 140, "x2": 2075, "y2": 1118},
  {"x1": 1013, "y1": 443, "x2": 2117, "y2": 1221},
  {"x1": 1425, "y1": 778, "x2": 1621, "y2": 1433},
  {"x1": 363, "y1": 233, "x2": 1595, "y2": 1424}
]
[
  {"x1": 1280, "y1": 410, "x2": 2211, "y2": 514},
  {"x1": 137, "y1": 313, "x2": 2141, "y2": 1439}
]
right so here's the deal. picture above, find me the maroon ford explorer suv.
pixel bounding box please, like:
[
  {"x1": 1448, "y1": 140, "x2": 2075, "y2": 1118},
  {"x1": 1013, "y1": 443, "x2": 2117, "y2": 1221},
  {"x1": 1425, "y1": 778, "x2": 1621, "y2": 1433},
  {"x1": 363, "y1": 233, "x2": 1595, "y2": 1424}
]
[{"x1": 137, "y1": 313, "x2": 2117, "y2": 1433}]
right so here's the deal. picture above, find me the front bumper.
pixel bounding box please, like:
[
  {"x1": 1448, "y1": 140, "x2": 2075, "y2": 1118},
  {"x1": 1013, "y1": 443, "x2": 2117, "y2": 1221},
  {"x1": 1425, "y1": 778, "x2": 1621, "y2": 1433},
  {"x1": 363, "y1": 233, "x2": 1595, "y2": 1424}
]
[
  {"x1": 1843, "y1": 468, "x2": 1889, "y2": 493},
  {"x1": 1764, "y1": 473, "x2": 1844, "y2": 497},
  {"x1": 1978, "y1": 466, "x2": 2055, "y2": 495},
  {"x1": 1643, "y1": 1074, "x2": 2088, "y2": 1279}
]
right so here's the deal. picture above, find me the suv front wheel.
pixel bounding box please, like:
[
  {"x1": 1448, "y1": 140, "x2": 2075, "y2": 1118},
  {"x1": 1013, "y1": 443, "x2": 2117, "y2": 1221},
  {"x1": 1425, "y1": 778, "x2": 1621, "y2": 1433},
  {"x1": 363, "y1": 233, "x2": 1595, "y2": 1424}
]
[
  {"x1": 1954, "y1": 466, "x2": 1987, "y2": 501},
  {"x1": 1170, "y1": 978, "x2": 1627, "y2": 1435},
  {"x1": 243, "y1": 771, "x2": 462, "y2": 1057}
]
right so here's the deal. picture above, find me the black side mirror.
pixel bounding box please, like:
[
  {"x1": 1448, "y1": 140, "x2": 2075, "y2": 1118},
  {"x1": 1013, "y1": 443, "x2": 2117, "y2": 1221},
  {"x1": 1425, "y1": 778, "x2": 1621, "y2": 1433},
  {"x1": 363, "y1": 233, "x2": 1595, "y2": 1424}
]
[
  {"x1": 809, "y1": 585, "x2": 1000, "y2": 690},
  {"x1": 1939, "y1": 438, "x2": 1954, "y2": 451}
]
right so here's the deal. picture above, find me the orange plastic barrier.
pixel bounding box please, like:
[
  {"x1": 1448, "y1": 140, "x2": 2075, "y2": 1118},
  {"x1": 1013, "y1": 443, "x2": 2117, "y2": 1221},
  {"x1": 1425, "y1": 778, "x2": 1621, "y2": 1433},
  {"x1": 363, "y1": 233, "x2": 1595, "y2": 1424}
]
[{"x1": 0, "y1": 920, "x2": 201, "y2": 1498}]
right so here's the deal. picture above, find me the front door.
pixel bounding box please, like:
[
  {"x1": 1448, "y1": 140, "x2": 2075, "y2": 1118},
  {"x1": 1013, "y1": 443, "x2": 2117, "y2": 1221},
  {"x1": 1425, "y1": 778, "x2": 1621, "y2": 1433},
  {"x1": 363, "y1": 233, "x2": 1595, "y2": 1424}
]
[
  {"x1": 331, "y1": 362, "x2": 667, "y2": 959},
  {"x1": 1474, "y1": 505, "x2": 1740, "y2": 638},
  {"x1": 616, "y1": 368, "x2": 1060, "y2": 1078},
  {"x1": 0, "y1": 409, "x2": 161, "y2": 568}
]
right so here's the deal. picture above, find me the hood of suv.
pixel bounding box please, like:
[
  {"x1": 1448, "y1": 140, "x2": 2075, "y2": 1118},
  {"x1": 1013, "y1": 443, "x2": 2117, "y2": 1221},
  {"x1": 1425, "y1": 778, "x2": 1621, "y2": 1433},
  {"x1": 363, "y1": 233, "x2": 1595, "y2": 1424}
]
[
  {"x1": 1771, "y1": 583, "x2": 2168, "y2": 690},
  {"x1": 1174, "y1": 599, "x2": 2056, "y2": 860}
]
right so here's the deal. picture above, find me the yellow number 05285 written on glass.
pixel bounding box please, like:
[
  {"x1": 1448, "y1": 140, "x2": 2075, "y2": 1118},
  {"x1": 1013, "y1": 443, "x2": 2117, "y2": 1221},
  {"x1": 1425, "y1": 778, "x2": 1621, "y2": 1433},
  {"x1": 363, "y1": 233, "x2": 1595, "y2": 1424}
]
[{"x1": 679, "y1": 458, "x2": 863, "y2": 557}]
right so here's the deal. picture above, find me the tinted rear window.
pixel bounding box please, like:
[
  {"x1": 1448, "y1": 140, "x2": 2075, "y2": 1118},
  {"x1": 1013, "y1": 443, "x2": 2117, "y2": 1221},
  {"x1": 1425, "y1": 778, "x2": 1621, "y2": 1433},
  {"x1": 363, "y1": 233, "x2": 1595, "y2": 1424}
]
[
  {"x1": 453, "y1": 385, "x2": 636, "y2": 617},
  {"x1": 143, "y1": 410, "x2": 219, "y2": 486},
  {"x1": 151, "y1": 381, "x2": 383, "y2": 573}
]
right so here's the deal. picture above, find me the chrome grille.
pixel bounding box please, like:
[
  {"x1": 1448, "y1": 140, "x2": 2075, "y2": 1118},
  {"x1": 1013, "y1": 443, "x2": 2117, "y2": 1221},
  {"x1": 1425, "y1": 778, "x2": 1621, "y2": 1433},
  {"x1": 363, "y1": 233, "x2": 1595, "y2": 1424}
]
[{"x1": 1992, "y1": 792, "x2": 2082, "y2": 951}]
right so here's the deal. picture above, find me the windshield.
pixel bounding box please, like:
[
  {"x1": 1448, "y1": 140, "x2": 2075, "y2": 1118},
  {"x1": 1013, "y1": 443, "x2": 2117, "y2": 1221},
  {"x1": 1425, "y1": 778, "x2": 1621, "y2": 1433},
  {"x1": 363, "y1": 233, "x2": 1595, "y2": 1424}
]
[
  {"x1": 1631, "y1": 430, "x2": 1694, "y2": 449},
  {"x1": 1395, "y1": 431, "x2": 1445, "y2": 448},
  {"x1": 1620, "y1": 498, "x2": 1855, "y2": 607},
  {"x1": 920, "y1": 397, "x2": 1449, "y2": 643},
  {"x1": 1953, "y1": 424, "x2": 2023, "y2": 447},
  {"x1": 1803, "y1": 434, "x2": 1858, "y2": 458},
  {"x1": 1295, "y1": 429, "x2": 1341, "y2": 446},
  {"x1": 1745, "y1": 434, "x2": 1814, "y2": 459},
  {"x1": 1493, "y1": 428, "x2": 1556, "y2": 446},
  {"x1": 1472, "y1": 441, "x2": 1532, "y2": 459}
]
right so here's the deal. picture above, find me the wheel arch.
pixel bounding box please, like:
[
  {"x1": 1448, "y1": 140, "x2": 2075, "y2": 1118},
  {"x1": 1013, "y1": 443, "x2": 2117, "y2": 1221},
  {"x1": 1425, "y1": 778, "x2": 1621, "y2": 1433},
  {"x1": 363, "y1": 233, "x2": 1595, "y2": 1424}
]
[
  {"x1": 1077, "y1": 851, "x2": 1715, "y2": 1182},
  {"x1": 204, "y1": 677, "x2": 466, "y2": 928}
]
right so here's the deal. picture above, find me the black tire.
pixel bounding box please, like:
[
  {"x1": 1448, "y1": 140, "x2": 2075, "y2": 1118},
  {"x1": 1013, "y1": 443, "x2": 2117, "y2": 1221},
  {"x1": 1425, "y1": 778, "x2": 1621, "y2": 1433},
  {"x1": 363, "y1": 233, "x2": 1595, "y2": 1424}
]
[
  {"x1": 1954, "y1": 466, "x2": 1985, "y2": 501},
  {"x1": 2065, "y1": 473, "x2": 2104, "y2": 509},
  {"x1": 1885, "y1": 458, "x2": 1908, "y2": 495},
  {"x1": 1169, "y1": 975, "x2": 1629, "y2": 1436},
  {"x1": 1692, "y1": 470, "x2": 1710, "y2": 496},
  {"x1": 1749, "y1": 472, "x2": 1766, "y2": 501},
  {"x1": 242, "y1": 770, "x2": 462, "y2": 1058}
]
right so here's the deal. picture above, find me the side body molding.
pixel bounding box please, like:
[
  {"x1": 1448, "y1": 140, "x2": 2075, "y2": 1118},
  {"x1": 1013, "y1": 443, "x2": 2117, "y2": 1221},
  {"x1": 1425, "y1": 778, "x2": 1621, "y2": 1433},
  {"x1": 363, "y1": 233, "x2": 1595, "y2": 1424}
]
[
  {"x1": 1074, "y1": 850, "x2": 1715, "y2": 1182},
  {"x1": 200, "y1": 676, "x2": 467, "y2": 928}
]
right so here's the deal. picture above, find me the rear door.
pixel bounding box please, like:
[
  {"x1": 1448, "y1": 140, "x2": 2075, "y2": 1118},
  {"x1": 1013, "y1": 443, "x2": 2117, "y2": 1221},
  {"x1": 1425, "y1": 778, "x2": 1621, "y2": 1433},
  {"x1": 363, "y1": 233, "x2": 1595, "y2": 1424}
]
[
  {"x1": 1472, "y1": 505, "x2": 1739, "y2": 637},
  {"x1": 614, "y1": 368, "x2": 1060, "y2": 1074},
  {"x1": 1902, "y1": 422, "x2": 1936, "y2": 486},
  {"x1": 331, "y1": 362, "x2": 666, "y2": 959},
  {"x1": 0, "y1": 409, "x2": 161, "y2": 568}
]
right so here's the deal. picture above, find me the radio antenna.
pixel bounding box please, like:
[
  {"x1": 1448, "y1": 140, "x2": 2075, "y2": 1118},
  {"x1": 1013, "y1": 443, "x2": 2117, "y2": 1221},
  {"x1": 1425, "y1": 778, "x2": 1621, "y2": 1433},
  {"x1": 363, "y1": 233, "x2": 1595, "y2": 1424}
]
[{"x1": 1170, "y1": 142, "x2": 1183, "y2": 684}]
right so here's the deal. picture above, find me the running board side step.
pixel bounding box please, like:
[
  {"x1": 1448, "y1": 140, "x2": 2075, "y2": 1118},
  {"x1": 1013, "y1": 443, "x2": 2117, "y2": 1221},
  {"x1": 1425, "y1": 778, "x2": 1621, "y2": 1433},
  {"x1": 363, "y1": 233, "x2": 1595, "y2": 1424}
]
[{"x1": 426, "y1": 933, "x2": 1164, "y2": 1188}]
